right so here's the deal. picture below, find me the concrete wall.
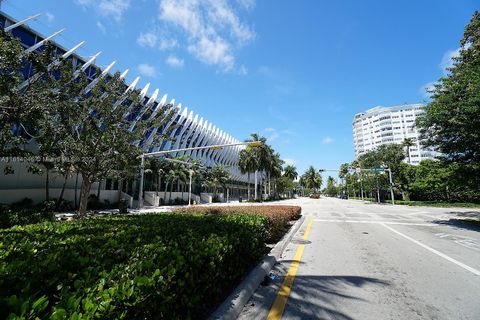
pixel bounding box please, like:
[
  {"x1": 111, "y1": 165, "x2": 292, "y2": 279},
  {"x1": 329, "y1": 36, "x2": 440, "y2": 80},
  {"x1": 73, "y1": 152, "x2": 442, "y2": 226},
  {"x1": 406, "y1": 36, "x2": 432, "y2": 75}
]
[
  {"x1": 0, "y1": 188, "x2": 123, "y2": 205},
  {"x1": 144, "y1": 191, "x2": 201, "y2": 206}
]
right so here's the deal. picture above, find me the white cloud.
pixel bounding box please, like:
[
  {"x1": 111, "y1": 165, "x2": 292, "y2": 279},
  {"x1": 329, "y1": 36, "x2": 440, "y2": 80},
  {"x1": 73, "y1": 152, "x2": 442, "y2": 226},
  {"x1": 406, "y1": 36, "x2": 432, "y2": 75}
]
[
  {"x1": 283, "y1": 158, "x2": 296, "y2": 166},
  {"x1": 159, "y1": 38, "x2": 179, "y2": 50},
  {"x1": 45, "y1": 12, "x2": 55, "y2": 24},
  {"x1": 99, "y1": 0, "x2": 131, "y2": 21},
  {"x1": 96, "y1": 21, "x2": 107, "y2": 35},
  {"x1": 75, "y1": 0, "x2": 131, "y2": 22},
  {"x1": 420, "y1": 81, "x2": 437, "y2": 99},
  {"x1": 157, "y1": 0, "x2": 255, "y2": 70},
  {"x1": 263, "y1": 127, "x2": 279, "y2": 141},
  {"x1": 236, "y1": 0, "x2": 255, "y2": 10},
  {"x1": 138, "y1": 63, "x2": 157, "y2": 77},
  {"x1": 238, "y1": 64, "x2": 248, "y2": 75},
  {"x1": 322, "y1": 136, "x2": 334, "y2": 144},
  {"x1": 166, "y1": 55, "x2": 185, "y2": 68},
  {"x1": 137, "y1": 31, "x2": 158, "y2": 48},
  {"x1": 187, "y1": 36, "x2": 234, "y2": 69},
  {"x1": 440, "y1": 48, "x2": 460, "y2": 75}
]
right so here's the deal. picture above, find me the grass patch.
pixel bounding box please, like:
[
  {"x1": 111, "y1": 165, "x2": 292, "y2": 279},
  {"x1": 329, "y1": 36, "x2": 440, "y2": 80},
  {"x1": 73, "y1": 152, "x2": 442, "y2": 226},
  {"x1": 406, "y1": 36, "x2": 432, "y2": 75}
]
[
  {"x1": 0, "y1": 212, "x2": 273, "y2": 319},
  {"x1": 384, "y1": 200, "x2": 480, "y2": 208}
]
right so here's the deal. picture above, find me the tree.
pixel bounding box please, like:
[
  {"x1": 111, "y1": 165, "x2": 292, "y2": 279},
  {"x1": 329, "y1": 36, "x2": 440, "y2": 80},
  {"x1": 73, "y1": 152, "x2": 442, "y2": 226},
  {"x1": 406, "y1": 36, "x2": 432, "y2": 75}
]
[
  {"x1": 0, "y1": 32, "x2": 59, "y2": 163},
  {"x1": 238, "y1": 147, "x2": 257, "y2": 200},
  {"x1": 301, "y1": 166, "x2": 322, "y2": 193},
  {"x1": 417, "y1": 11, "x2": 480, "y2": 164},
  {"x1": 283, "y1": 165, "x2": 298, "y2": 181},
  {"x1": 283, "y1": 164, "x2": 298, "y2": 198},
  {"x1": 276, "y1": 176, "x2": 294, "y2": 196},
  {"x1": 338, "y1": 163, "x2": 349, "y2": 180},
  {"x1": 49, "y1": 63, "x2": 175, "y2": 215},
  {"x1": 324, "y1": 176, "x2": 338, "y2": 197},
  {"x1": 205, "y1": 165, "x2": 230, "y2": 200},
  {"x1": 245, "y1": 133, "x2": 269, "y2": 200},
  {"x1": 268, "y1": 152, "x2": 284, "y2": 199},
  {"x1": 402, "y1": 138, "x2": 415, "y2": 164},
  {"x1": 338, "y1": 163, "x2": 350, "y2": 196}
]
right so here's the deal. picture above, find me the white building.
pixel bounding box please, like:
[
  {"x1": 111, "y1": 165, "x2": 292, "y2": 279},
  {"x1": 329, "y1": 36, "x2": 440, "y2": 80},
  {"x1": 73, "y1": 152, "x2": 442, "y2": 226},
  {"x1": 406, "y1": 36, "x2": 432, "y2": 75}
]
[
  {"x1": 0, "y1": 12, "x2": 251, "y2": 206},
  {"x1": 352, "y1": 104, "x2": 438, "y2": 165}
]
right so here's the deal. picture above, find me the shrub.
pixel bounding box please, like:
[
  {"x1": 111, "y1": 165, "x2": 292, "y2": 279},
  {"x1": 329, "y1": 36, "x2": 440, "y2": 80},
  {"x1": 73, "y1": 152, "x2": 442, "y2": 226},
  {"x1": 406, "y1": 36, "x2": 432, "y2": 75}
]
[
  {"x1": 172, "y1": 198, "x2": 188, "y2": 205},
  {"x1": 9, "y1": 197, "x2": 34, "y2": 210},
  {"x1": 0, "y1": 213, "x2": 269, "y2": 319},
  {"x1": 174, "y1": 205, "x2": 302, "y2": 242},
  {"x1": 0, "y1": 201, "x2": 55, "y2": 229}
]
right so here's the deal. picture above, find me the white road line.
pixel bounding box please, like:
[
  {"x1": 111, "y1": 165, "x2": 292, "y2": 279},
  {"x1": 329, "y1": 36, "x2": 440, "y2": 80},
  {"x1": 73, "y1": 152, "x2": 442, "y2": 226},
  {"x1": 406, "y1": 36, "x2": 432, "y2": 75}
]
[
  {"x1": 381, "y1": 223, "x2": 480, "y2": 276},
  {"x1": 313, "y1": 219, "x2": 436, "y2": 226}
]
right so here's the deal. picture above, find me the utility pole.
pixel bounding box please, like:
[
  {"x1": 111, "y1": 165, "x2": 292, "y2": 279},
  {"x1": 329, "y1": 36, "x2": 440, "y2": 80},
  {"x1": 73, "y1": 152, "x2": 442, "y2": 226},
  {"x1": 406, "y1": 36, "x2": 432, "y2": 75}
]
[{"x1": 387, "y1": 168, "x2": 395, "y2": 205}]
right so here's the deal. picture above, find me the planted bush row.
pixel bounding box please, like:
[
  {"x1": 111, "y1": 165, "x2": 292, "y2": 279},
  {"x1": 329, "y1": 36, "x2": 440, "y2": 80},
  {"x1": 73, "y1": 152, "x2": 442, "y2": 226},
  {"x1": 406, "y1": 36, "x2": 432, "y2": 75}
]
[
  {"x1": 0, "y1": 213, "x2": 270, "y2": 319},
  {"x1": 174, "y1": 205, "x2": 302, "y2": 242},
  {"x1": 0, "y1": 200, "x2": 56, "y2": 229}
]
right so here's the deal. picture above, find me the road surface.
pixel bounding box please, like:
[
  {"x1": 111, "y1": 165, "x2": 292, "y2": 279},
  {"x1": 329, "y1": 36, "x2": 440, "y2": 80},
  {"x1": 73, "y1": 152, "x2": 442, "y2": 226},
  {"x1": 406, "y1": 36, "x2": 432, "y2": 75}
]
[{"x1": 239, "y1": 197, "x2": 480, "y2": 320}]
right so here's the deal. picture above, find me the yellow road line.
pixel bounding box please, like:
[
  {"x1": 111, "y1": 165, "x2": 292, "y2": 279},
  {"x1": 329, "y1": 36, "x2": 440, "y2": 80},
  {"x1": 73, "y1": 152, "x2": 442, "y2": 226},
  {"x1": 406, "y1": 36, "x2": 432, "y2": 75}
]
[{"x1": 267, "y1": 217, "x2": 313, "y2": 320}]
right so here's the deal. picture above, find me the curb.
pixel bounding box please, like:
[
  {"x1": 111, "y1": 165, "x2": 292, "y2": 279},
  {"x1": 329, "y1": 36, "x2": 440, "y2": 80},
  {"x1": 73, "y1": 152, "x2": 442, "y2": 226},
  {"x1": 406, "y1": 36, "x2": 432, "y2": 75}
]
[{"x1": 209, "y1": 215, "x2": 306, "y2": 320}]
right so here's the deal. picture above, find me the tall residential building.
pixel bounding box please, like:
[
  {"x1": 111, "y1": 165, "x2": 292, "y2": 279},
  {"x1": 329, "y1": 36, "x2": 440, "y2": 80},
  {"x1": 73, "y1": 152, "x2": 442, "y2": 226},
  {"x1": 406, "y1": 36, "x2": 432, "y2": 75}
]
[{"x1": 352, "y1": 104, "x2": 439, "y2": 165}]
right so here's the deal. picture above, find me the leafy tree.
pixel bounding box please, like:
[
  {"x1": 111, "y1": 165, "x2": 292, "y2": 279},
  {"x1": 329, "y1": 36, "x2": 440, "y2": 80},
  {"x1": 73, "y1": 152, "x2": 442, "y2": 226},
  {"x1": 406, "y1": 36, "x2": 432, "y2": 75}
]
[
  {"x1": 338, "y1": 163, "x2": 349, "y2": 179},
  {"x1": 49, "y1": 63, "x2": 175, "y2": 215},
  {"x1": 276, "y1": 176, "x2": 294, "y2": 196},
  {"x1": 417, "y1": 11, "x2": 480, "y2": 164},
  {"x1": 238, "y1": 147, "x2": 257, "y2": 200},
  {"x1": 301, "y1": 166, "x2": 322, "y2": 193},
  {"x1": 402, "y1": 138, "x2": 415, "y2": 164},
  {"x1": 283, "y1": 165, "x2": 298, "y2": 181},
  {"x1": 324, "y1": 176, "x2": 338, "y2": 197},
  {"x1": 245, "y1": 133, "x2": 270, "y2": 199},
  {"x1": 205, "y1": 165, "x2": 230, "y2": 199},
  {"x1": 0, "y1": 31, "x2": 58, "y2": 159},
  {"x1": 282, "y1": 164, "x2": 298, "y2": 198}
]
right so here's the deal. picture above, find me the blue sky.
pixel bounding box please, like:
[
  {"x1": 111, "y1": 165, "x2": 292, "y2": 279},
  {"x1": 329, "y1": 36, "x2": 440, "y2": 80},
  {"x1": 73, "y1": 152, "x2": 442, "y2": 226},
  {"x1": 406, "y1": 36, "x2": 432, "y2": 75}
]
[{"x1": 2, "y1": 0, "x2": 478, "y2": 178}]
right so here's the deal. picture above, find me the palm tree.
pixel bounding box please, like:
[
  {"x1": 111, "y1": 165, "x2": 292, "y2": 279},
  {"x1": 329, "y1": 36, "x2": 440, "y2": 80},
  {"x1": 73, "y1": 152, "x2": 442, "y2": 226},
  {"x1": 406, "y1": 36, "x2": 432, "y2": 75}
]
[
  {"x1": 245, "y1": 133, "x2": 268, "y2": 200},
  {"x1": 238, "y1": 148, "x2": 257, "y2": 200},
  {"x1": 302, "y1": 166, "x2": 323, "y2": 194},
  {"x1": 205, "y1": 165, "x2": 230, "y2": 201},
  {"x1": 268, "y1": 152, "x2": 284, "y2": 199},
  {"x1": 283, "y1": 165, "x2": 298, "y2": 198},
  {"x1": 283, "y1": 165, "x2": 298, "y2": 181},
  {"x1": 403, "y1": 138, "x2": 415, "y2": 164}
]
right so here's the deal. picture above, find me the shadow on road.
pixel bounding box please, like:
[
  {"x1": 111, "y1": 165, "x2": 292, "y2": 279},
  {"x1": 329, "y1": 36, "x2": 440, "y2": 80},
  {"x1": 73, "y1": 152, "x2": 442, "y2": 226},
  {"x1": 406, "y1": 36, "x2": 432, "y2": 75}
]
[
  {"x1": 264, "y1": 275, "x2": 389, "y2": 320},
  {"x1": 433, "y1": 218, "x2": 480, "y2": 232}
]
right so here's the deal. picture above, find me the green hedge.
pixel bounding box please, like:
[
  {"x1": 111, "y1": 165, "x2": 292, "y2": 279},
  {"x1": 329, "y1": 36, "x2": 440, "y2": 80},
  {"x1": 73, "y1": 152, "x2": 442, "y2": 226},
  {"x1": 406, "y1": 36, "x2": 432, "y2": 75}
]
[
  {"x1": 0, "y1": 200, "x2": 55, "y2": 229},
  {"x1": 0, "y1": 213, "x2": 269, "y2": 319},
  {"x1": 174, "y1": 205, "x2": 302, "y2": 242},
  {"x1": 384, "y1": 200, "x2": 480, "y2": 208}
]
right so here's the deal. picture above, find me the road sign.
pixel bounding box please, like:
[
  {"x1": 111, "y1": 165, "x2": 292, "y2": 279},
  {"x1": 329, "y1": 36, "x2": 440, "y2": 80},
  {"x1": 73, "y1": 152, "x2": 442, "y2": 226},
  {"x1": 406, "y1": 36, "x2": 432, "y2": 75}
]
[{"x1": 369, "y1": 168, "x2": 385, "y2": 172}]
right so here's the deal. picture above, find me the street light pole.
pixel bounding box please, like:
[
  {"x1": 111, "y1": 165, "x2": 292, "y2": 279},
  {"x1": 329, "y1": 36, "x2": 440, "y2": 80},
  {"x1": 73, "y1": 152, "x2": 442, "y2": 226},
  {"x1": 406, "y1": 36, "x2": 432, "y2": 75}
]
[{"x1": 138, "y1": 154, "x2": 145, "y2": 208}]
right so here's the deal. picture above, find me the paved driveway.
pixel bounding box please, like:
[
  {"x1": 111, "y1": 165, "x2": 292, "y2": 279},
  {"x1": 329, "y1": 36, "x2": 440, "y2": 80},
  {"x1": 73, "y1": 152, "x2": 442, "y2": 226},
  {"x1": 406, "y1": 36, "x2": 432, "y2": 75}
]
[{"x1": 239, "y1": 197, "x2": 480, "y2": 320}]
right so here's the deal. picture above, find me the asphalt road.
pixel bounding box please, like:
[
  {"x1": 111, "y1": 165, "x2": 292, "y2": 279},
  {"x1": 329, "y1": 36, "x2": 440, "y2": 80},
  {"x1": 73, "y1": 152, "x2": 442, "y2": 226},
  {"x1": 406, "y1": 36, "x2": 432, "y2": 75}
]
[{"x1": 238, "y1": 197, "x2": 480, "y2": 320}]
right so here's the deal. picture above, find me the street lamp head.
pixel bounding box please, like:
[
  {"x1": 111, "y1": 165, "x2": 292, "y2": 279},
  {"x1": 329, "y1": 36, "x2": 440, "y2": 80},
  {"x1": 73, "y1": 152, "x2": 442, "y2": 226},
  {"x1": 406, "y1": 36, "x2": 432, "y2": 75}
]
[{"x1": 247, "y1": 141, "x2": 263, "y2": 148}]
